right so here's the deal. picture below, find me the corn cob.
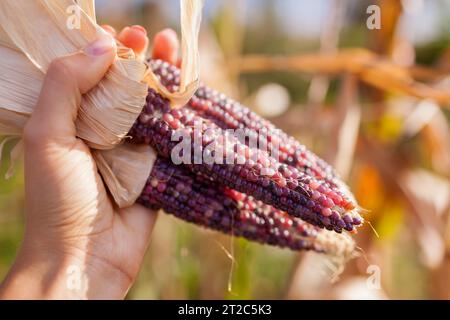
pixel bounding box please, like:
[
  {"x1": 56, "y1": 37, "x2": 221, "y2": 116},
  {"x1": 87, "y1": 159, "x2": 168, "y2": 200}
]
[
  {"x1": 149, "y1": 59, "x2": 361, "y2": 227},
  {"x1": 129, "y1": 87, "x2": 362, "y2": 232},
  {"x1": 138, "y1": 157, "x2": 355, "y2": 254},
  {"x1": 149, "y1": 59, "x2": 342, "y2": 190}
]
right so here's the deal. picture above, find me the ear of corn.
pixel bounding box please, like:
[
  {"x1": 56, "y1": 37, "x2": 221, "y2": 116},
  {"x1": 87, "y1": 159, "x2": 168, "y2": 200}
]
[
  {"x1": 150, "y1": 59, "x2": 340, "y2": 187},
  {"x1": 138, "y1": 157, "x2": 356, "y2": 255},
  {"x1": 128, "y1": 61, "x2": 363, "y2": 236},
  {"x1": 150, "y1": 59, "x2": 360, "y2": 208}
]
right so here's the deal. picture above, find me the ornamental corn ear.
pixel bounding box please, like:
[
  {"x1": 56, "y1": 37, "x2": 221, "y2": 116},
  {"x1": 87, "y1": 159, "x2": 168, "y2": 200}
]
[{"x1": 129, "y1": 61, "x2": 363, "y2": 234}]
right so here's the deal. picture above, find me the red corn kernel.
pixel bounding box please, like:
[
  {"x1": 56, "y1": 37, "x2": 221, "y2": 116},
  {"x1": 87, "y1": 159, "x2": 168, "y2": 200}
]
[
  {"x1": 312, "y1": 190, "x2": 321, "y2": 200},
  {"x1": 309, "y1": 181, "x2": 320, "y2": 190},
  {"x1": 322, "y1": 197, "x2": 334, "y2": 208},
  {"x1": 344, "y1": 201, "x2": 355, "y2": 210},
  {"x1": 170, "y1": 119, "x2": 181, "y2": 129},
  {"x1": 322, "y1": 208, "x2": 332, "y2": 217},
  {"x1": 163, "y1": 113, "x2": 174, "y2": 124}
]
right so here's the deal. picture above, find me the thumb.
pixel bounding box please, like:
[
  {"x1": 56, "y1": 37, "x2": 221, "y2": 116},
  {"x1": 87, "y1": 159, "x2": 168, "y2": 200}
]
[{"x1": 24, "y1": 33, "x2": 116, "y2": 144}]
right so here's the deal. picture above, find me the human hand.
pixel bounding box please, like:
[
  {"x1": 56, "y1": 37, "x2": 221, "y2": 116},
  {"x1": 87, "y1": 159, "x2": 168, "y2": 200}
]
[{"x1": 0, "y1": 26, "x2": 180, "y2": 300}]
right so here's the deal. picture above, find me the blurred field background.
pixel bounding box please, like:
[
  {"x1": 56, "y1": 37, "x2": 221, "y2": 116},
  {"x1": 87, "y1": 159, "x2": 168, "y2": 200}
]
[{"x1": 1, "y1": 0, "x2": 450, "y2": 299}]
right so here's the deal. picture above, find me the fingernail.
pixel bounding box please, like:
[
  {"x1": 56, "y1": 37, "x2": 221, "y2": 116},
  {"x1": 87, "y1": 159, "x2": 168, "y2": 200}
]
[
  {"x1": 130, "y1": 25, "x2": 147, "y2": 36},
  {"x1": 160, "y1": 28, "x2": 178, "y2": 41},
  {"x1": 118, "y1": 25, "x2": 147, "y2": 39},
  {"x1": 84, "y1": 34, "x2": 115, "y2": 56}
]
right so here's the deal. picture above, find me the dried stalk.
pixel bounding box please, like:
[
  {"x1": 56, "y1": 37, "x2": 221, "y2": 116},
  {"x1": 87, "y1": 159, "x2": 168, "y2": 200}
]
[{"x1": 233, "y1": 49, "x2": 450, "y2": 106}]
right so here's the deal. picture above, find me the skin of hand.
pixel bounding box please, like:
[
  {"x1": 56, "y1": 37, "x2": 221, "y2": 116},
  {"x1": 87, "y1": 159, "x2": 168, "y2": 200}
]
[{"x1": 0, "y1": 26, "x2": 180, "y2": 299}]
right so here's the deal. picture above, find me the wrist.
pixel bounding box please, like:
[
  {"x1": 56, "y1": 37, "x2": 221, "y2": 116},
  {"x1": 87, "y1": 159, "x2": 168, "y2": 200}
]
[{"x1": 0, "y1": 238, "x2": 132, "y2": 299}]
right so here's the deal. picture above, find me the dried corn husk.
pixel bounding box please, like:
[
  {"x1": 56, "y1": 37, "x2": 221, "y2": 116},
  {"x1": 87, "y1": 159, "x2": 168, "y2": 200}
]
[
  {"x1": 92, "y1": 144, "x2": 156, "y2": 207},
  {"x1": 146, "y1": 0, "x2": 203, "y2": 108},
  {"x1": 0, "y1": 0, "x2": 203, "y2": 207},
  {"x1": 75, "y1": 0, "x2": 96, "y2": 19},
  {"x1": 0, "y1": 0, "x2": 149, "y2": 148}
]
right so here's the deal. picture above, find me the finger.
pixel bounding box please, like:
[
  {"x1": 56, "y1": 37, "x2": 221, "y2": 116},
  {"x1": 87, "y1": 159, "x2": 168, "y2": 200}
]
[
  {"x1": 24, "y1": 33, "x2": 116, "y2": 144},
  {"x1": 152, "y1": 28, "x2": 179, "y2": 65},
  {"x1": 101, "y1": 24, "x2": 117, "y2": 37},
  {"x1": 117, "y1": 25, "x2": 149, "y2": 55}
]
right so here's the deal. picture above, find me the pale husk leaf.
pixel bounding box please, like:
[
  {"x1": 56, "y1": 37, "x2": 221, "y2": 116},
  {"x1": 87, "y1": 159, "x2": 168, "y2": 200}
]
[
  {"x1": 0, "y1": 0, "x2": 148, "y2": 149},
  {"x1": 93, "y1": 144, "x2": 156, "y2": 208},
  {"x1": 145, "y1": 0, "x2": 203, "y2": 108},
  {"x1": 0, "y1": 46, "x2": 44, "y2": 115},
  {"x1": 75, "y1": 0, "x2": 96, "y2": 20},
  {"x1": 0, "y1": 26, "x2": 18, "y2": 50}
]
